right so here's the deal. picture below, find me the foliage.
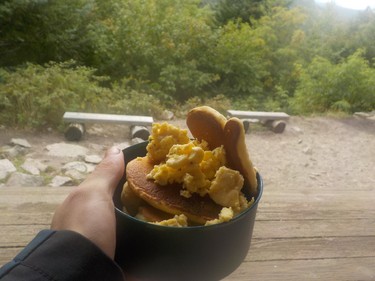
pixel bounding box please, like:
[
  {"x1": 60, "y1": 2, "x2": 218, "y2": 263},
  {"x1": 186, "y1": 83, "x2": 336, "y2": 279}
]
[
  {"x1": 0, "y1": 61, "x2": 113, "y2": 129},
  {"x1": 93, "y1": 0, "x2": 219, "y2": 102},
  {"x1": 177, "y1": 94, "x2": 232, "y2": 117},
  {"x1": 1, "y1": 0, "x2": 375, "y2": 130},
  {"x1": 255, "y1": 6, "x2": 307, "y2": 98},
  {"x1": 212, "y1": 21, "x2": 268, "y2": 99},
  {"x1": 109, "y1": 78, "x2": 166, "y2": 119},
  {"x1": 0, "y1": 0, "x2": 98, "y2": 67},
  {"x1": 213, "y1": 0, "x2": 267, "y2": 26},
  {"x1": 291, "y1": 50, "x2": 375, "y2": 114}
]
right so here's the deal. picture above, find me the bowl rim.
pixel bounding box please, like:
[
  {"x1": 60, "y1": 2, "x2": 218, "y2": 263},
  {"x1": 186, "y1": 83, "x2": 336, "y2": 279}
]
[{"x1": 114, "y1": 141, "x2": 263, "y2": 230}]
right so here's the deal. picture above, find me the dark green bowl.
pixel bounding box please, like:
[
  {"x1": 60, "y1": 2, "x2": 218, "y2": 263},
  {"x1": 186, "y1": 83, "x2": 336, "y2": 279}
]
[{"x1": 113, "y1": 141, "x2": 263, "y2": 281}]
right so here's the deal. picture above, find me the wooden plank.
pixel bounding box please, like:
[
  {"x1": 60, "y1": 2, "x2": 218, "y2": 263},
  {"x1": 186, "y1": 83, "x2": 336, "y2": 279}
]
[
  {"x1": 0, "y1": 187, "x2": 72, "y2": 225},
  {"x1": 63, "y1": 112, "x2": 154, "y2": 126},
  {"x1": 225, "y1": 257, "x2": 375, "y2": 280},
  {"x1": 253, "y1": 218, "x2": 375, "y2": 238},
  {"x1": 0, "y1": 248, "x2": 22, "y2": 267},
  {"x1": 0, "y1": 225, "x2": 49, "y2": 247},
  {"x1": 247, "y1": 236, "x2": 375, "y2": 261},
  {"x1": 227, "y1": 110, "x2": 290, "y2": 121},
  {"x1": 0, "y1": 186, "x2": 374, "y2": 280}
]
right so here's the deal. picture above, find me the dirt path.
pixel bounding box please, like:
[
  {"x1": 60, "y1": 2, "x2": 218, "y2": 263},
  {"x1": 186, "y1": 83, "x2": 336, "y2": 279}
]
[{"x1": 1, "y1": 116, "x2": 374, "y2": 192}]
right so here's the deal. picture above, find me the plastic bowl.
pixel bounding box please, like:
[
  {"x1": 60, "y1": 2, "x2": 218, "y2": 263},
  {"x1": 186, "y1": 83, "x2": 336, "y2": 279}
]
[{"x1": 113, "y1": 141, "x2": 263, "y2": 281}]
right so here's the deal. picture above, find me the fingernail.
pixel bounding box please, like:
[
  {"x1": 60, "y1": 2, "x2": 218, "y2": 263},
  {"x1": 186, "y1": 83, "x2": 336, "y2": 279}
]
[{"x1": 107, "y1": 146, "x2": 121, "y2": 155}]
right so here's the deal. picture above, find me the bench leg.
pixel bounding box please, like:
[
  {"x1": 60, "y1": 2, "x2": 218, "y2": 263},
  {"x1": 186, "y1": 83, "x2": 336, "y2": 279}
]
[
  {"x1": 242, "y1": 120, "x2": 250, "y2": 134},
  {"x1": 64, "y1": 123, "x2": 85, "y2": 141},
  {"x1": 130, "y1": 125, "x2": 150, "y2": 141},
  {"x1": 264, "y1": 120, "x2": 286, "y2": 133}
]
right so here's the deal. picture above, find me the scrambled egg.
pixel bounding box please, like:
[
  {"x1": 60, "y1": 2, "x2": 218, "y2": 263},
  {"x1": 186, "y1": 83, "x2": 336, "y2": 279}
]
[
  {"x1": 209, "y1": 166, "x2": 247, "y2": 212},
  {"x1": 153, "y1": 214, "x2": 188, "y2": 227},
  {"x1": 146, "y1": 122, "x2": 190, "y2": 163},
  {"x1": 205, "y1": 207, "x2": 234, "y2": 226},
  {"x1": 146, "y1": 122, "x2": 251, "y2": 225},
  {"x1": 147, "y1": 141, "x2": 228, "y2": 197}
]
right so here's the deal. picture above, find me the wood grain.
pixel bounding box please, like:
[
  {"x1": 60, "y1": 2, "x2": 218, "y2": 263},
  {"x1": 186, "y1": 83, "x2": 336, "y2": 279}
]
[{"x1": 0, "y1": 186, "x2": 374, "y2": 280}]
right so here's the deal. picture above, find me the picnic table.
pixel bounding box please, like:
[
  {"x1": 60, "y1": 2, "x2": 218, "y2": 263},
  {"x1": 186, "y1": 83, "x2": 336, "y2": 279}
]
[{"x1": 1, "y1": 185, "x2": 374, "y2": 280}]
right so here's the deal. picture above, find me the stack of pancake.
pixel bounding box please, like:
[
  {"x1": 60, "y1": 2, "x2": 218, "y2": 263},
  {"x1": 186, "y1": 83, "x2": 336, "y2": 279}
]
[{"x1": 121, "y1": 106, "x2": 257, "y2": 226}]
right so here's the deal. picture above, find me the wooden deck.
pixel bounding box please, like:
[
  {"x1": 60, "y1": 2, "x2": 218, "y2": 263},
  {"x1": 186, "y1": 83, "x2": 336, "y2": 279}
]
[{"x1": 1, "y1": 185, "x2": 374, "y2": 280}]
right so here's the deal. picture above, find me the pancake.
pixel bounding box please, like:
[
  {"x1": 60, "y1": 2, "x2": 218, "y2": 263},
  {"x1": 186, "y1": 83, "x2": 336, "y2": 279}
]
[
  {"x1": 186, "y1": 106, "x2": 227, "y2": 149},
  {"x1": 136, "y1": 204, "x2": 175, "y2": 223},
  {"x1": 224, "y1": 118, "x2": 258, "y2": 197},
  {"x1": 121, "y1": 182, "x2": 145, "y2": 216},
  {"x1": 187, "y1": 107, "x2": 257, "y2": 197},
  {"x1": 126, "y1": 157, "x2": 223, "y2": 225}
]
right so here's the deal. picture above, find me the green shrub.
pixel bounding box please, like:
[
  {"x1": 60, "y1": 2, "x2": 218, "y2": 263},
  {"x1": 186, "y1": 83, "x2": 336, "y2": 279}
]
[
  {"x1": 109, "y1": 90, "x2": 165, "y2": 119},
  {"x1": 177, "y1": 94, "x2": 232, "y2": 117},
  {"x1": 0, "y1": 61, "x2": 113, "y2": 129},
  {"x1": 291, "y1": 50, "x2": 375, "y2": 114}
]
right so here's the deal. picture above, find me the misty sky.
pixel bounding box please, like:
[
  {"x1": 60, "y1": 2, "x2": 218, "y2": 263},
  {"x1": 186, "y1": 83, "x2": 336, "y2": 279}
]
[{"x1": 316, "y1": 0, "x2": 375, "y2": 10}]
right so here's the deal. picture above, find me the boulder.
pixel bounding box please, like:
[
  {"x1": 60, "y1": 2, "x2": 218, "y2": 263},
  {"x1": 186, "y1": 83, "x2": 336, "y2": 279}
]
[
  {"x1": 6, "y1": 172, "x2": 44, "y2": 187},
  {"x1": 0, "y1": 159, "x2": 17, "y2": 180},
  {"x1": 46, "y1": 143, "x2": 89, "y2": 158},
  {"x1": 10, "y1": 138, "x2": 31, "y2": 148},
  {"x1": 84, "y1": 155, "x2": 102, "y2": 164},
  {"x1": 50, "y1": 176, "x2": 74, "y2": 187},
  {"x1": 21, "y1": 158, "x2": 48, "y2": 175}
]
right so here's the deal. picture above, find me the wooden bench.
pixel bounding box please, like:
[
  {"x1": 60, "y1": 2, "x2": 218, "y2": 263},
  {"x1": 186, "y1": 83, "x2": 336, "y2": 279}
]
[
  {"x1": 63, "y1": 112, "x2": 154, "y2": 141},
  {"x1": 226, "y1": 110, "x2": 290, "y2": 133}
]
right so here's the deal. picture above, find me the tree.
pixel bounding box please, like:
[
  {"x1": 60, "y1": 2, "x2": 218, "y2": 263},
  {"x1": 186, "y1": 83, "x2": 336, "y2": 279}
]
[
  {"x1": 252, "y1": 6, "x2": 307, "y2": 109},
  {"x1": 97, "y1": 0, "x2": 218, "y2": 102},
  {"x1": 0, "y1": 0, "x2": 99, "y2": 67},
  {"x1": 214, "y1": 0, "x2": 266, "y2": 26},
  {"x1": 291, "y1": 49, "x2": 375, "y2": 114},
  {"x1": 211, "y1": 21, "x2": 268, "y2": 101}
]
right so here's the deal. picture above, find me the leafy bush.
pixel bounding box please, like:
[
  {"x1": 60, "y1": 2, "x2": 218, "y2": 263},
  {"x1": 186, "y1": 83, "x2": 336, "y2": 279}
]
[
  {"x1": 212, "y1": 21, "x2": 267, "y2": 99},
  {"x1": 0, "y1": 0, "x2": 98, "y2": 67},
  {"x1": 177, "y1": 94, "x2": 232, "y2": 117},
  {"x1": 291, "y1": 50, "x2": 375, "y2": 114},
  {"x1": 0, "y1": 61, "x2": 113, "y2": 129},
  {"x1": 95, "y1": 0, "x2": 218, "y2": 102},
  {"x1": 109, "y1": 78, "x2": 166, "y2": 118}
]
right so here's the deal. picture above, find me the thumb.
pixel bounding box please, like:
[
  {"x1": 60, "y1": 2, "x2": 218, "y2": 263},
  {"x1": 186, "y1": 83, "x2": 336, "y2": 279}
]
[{"x1": 82, "y1": 146, "x2": 125, "y2": 195}]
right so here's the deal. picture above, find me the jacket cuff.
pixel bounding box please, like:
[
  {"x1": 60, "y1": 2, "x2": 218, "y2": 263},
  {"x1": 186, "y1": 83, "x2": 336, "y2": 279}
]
[{"x1": 0, "y1": 229, "x2": 124, "y2": 281}]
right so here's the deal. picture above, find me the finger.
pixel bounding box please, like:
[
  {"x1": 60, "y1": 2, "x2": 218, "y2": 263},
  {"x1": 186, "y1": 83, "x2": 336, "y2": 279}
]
[{"x1": 82, "y1": 146, "x2": 125, "y2": 195}]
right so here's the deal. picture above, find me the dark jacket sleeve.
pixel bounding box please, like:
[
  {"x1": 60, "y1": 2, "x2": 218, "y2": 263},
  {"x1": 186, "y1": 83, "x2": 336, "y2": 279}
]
[{"x1": 0, "y1": 230, "x2": 124, "y2": 281}]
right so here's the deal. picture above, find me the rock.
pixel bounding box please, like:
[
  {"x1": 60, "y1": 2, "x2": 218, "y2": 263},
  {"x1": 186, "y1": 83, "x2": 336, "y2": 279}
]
[
  {"x1": 46, "y1": 143, "x2": 89, "y2": 158},
  {"x1": 62, "y1": 161, "x2": 95, "y2": 174},
  {"x1": 354, "y1": 111, "x2": 375, "y2": 120},
  {"x1": 0, "y1": 159, "x2": 17, "y2": 180},
  {"x1": 85, "y1": 155, "x2": 102, "y2": 164},
  {"x1": 50, "y1": 176, "x2": 74, "y2": 187},
  {"x1": 160, "y1": 110, "x2": 174, "y2": 120},
  {"x1": 10, "y1": 138, "x2": 31, "y2": 148},
  {"x1": 303, "y1": 146, "x2": 313, "y2": 155},
  {"x1": 21, "y1": 158, "x2": 48, "y2": 175},
  {"x1": 64, "y1": 169, "x2": 85, "y2": 181},
  {"x1": 292, "y1": 126, "x2": 303, "y2": 133},
  {"x1": 354, "y1": 112, "x2": 370, "y2": 118},
  {"x1": 1, "y1": 145, "x2": 26, "y2": 158},
  {"x1": 6, "y1": 172, "x2": 44, "y2": 186}
]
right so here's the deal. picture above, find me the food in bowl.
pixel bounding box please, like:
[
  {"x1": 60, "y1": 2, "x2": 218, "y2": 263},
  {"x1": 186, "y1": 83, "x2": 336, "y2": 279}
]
[{"x1": 120, "y1": 106, "x2": 258, "y2": 227}]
